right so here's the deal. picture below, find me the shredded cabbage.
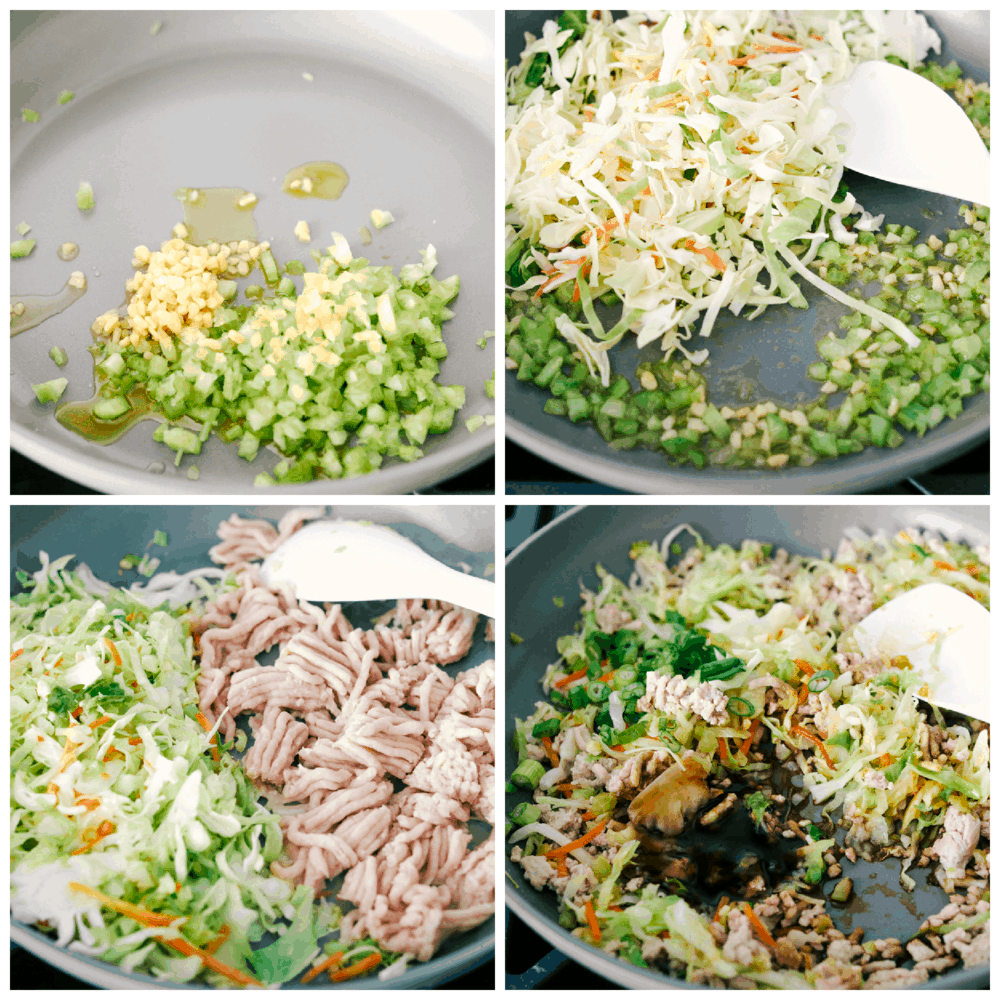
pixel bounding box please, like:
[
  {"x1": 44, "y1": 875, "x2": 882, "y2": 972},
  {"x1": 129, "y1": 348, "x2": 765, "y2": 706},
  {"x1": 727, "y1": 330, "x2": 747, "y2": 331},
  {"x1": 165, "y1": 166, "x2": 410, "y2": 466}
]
[
  {"x1": 506, "y1": 11, "x2": 943, "y2": 376},
  {"x1": 10, "y1": 556, "x2": 295, "y2": 985}
]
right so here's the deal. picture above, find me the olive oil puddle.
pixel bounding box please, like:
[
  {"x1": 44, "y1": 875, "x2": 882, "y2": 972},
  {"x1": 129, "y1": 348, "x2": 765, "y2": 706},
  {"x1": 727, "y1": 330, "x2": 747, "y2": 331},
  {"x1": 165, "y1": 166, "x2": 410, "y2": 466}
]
[
  {"x1": 282, "y1": 161, "x2": 349, "y2": 200},
  {"x1": 174, "y1": 186, "x2": 258, "y2": 244},
  {"x1": 10, "y1": 277, "x2": 87, "y2": 337},
  {"x1": 56, "y1": 385, "x2": 160, "y2": 444}
]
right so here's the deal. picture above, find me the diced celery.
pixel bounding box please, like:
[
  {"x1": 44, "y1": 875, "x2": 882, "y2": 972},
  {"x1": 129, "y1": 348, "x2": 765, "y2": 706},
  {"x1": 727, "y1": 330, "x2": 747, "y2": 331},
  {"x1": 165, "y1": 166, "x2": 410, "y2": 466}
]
[
  {"x1": 92, "y1": 396, "x2": 129, "y2": 420},
  {"x1": 32, "y1": 378, "x2": 69, "y2": 404},
  {"x1": 76, "y1": 180, "x2": 95, "y2": 211}
]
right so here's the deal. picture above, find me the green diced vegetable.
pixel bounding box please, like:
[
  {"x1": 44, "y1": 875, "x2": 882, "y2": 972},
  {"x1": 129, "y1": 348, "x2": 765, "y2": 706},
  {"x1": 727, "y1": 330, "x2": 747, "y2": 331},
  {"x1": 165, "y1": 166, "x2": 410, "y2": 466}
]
[
  {"x1": 532, "y1": 718, "x2": 561, "y2": 739},
  {"x1": 511, "y1": 758, "x2": 546, "y2": 790},
  {"x1": 32, "y1": 378, "x2": 68, "y2": 404},
  {"x1": 76, "y1": 180, "x2": 95, "y2": 211},
  {"x1": 510, "y1": 802, "x2": 542, "y2": 826}
]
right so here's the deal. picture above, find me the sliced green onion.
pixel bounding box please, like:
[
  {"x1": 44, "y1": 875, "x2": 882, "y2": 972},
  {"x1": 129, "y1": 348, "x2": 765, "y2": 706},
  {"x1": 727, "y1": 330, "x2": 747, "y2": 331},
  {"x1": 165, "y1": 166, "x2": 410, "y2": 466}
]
[
  {"x1": 727, "y1": 696, "x2": 754, "y2": 718},
  {"x1": 612, "y1": 667, "x2": 637, "y2": 690},
  {"x1": 532, "y1": 718, "x2": 561, "y2": 739},
  {"x1": 511, "y1": 759, "x2": 546, "y2": 790},
  {"x1": 807, "y1": 670, "x2": 834, "y2": 693},
  {"x1": 11, "y1": 239, "x2": 35, "y2": 258},
  {"x1": 57, "y1": 90, "x2": 75, "y2": 104},
  {"x1": 586, "y1": 680, "x2": 610, "y2": 703},
  {"x1": 49, "y1": 346, "x2": 69, "y2": 367},
  {"x1": 510, "y1": 803, "x2": 542, "y2": 826},
  {"x1": 613, "y1": 719, "x2": 648, "y2": 745}
]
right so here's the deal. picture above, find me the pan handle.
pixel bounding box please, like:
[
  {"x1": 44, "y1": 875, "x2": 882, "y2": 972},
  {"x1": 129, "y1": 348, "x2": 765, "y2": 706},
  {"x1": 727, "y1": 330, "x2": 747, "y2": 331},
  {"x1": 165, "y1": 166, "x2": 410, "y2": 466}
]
[
  {"x1": 504, "y1": 946, "x2": 570, "y2": 990},
  {"x1": 504, "y1": 909, "x2": 570, "y2": 989}
]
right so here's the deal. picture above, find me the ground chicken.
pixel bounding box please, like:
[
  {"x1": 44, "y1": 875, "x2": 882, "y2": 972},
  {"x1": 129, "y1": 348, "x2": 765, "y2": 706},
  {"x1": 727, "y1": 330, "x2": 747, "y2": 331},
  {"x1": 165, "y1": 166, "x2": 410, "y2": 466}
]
[{"x1": 932, "y1": 805, "x2": 981, "y2": 881}]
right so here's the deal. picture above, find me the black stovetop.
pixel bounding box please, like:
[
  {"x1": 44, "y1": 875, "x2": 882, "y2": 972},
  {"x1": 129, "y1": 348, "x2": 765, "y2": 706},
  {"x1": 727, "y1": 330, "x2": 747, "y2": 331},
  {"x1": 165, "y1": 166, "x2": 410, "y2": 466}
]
[
  {"x1": 10, "y1": 450, "x2": 493, "y2": 496},
  {"x1": 505, "y1": 440, "x2": 988, "y2": 496}
]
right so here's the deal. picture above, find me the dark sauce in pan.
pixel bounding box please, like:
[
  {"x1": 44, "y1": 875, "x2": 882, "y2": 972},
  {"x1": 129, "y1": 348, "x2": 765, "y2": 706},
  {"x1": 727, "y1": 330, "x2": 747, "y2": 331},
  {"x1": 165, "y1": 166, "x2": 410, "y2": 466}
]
[{"x1": 626, "y1": 783, "x2": 800, "y2": 908}]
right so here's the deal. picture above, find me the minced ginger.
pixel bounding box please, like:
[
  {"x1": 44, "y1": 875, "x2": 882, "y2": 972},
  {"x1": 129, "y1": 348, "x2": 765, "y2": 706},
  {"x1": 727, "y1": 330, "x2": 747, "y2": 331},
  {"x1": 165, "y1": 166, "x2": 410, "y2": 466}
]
[{"x1": 92, "y1": 237, "x2": 267, "y2": 351}]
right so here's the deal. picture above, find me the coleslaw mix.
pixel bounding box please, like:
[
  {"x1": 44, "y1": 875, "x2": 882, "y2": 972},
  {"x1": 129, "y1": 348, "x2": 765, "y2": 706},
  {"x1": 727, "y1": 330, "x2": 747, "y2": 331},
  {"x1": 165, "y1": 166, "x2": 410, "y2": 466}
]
[
  {"x1": 9, "y1": 555, "x2": 347, "y2": 986},
  {"x1": 508, "y1": 525, "x2": 989, "y2": 986}
]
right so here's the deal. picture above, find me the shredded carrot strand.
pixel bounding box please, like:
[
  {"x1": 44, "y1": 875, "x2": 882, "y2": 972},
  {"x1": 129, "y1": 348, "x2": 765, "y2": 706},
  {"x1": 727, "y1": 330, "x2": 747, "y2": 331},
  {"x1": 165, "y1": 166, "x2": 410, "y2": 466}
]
[
  {"x1": 740, "y1": 718, "x2": 761, "y2": 756},
  {"x1": 70, "y1": 706, "x2": 83, "y2": 719},
  {"x1": 728, "y1": 57, "x2": 751, "y2": 66},
  {"x1": 755, "y1": 42, "x2": 802, "y2": 53},
  {"x1": 556, "y1": 783, "x2": 577, "y2": 796},
  {"x1": 195, "y1": 711, "x2": 221, "y2": 762},
  {"x1": 554, "y1": 667, "x2": 588, "y2": 689},
  {"x1": 204, "y1": 924, "x2": 230, "y2": 956},
  {"x1": 598, "y1": 672, "x2": 615, "y2": 684},
  {"x1": 71, "y1": 820, "x2": 115, "y2": 855},
  {"x1": 89, "y1": 716, "x2": 112, "y2": 730},
  {"x1": 104, "y1": 637, "x2": 122, "y2": 666},
  {"x1": 934, "y1": 560, "x2": 957, "y2": 571},
  {"x1": 712, "y1": 895, "x2": 730, "y2": 923},
  {"x1": 798, "y1": 684, "x2": 811, "y2": 705},
  {"x1": 717, "y1": 736, "x2": 730, "y2": 762},
  {"x1": 771, "y1": 32, "x2": 795, "y2": 42},
  {"x1": 557, "y1": 857, "x2": 569, "y2": 878},
  {"x1": 67, "y1": 882, "x2": 262, "y2": 985},
  {"x1": 301, "y1": 950, "x2": 344, "y2": 984},
  {"x1": 791, "y1": 725, "x2": 833, "y2": 768},
  {"x1": 684, "y1": 239, "x2": 727, "y2": 271},
  {"x1": 11, "y1": 648, "x2": 25, "y2": 662},
  {"x1": 544, "y1": 816, "x2": 608, "y2": 859},
  {"x1": 584, "y1": 898, "x2": 601, "y2": 943},
  {"x1": 541, "y1": 736, "x2": 560, "y2": 768},
  {"x1": 164, "y1": 936, "x2": 263, "y2": 987},
  {"x1": 580, "y1": 811, "x2": 596, "y2": 821},
  {"x1": 877, "y1": 752, "x2": 894, "y2": 768},
  {"x1": 68, "y1": 882, "x2": 176, "y2": 925},
  {"x1": 743, "y1": 902, "x2": 777, "y2": 949},
  {"x1": 128, "y1": 736, "x2": 143, "y2": 746},
  {"x1": 331, "y1": 952, "x2": 382, "y2": 982},
  {"x1": 795, "y1": 659, "x2": 815, "y2": 677}
]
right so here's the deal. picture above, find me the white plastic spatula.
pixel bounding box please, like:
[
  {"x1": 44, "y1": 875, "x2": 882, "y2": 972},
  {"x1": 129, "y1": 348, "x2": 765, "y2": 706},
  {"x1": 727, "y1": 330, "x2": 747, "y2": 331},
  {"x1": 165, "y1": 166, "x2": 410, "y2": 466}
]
[
  {"x1": 827, "y1": 60, "x2": 990, "y2": 206},
  {"x1": 853, "y1": 582, "x2": 989, "y2": 722},
  {"x1": 261, "y1": 520, "x2": 495, "y2": 617}
]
